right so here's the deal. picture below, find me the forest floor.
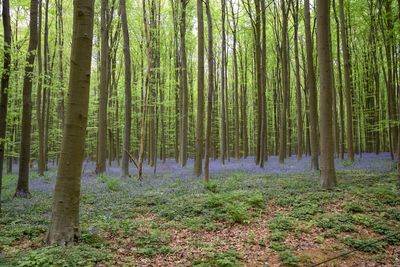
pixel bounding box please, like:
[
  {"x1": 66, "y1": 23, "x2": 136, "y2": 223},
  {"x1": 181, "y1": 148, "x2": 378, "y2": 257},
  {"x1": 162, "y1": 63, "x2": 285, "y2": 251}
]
[{"x1": 1, "y1": 153, "x2": 400, "y2": 266}]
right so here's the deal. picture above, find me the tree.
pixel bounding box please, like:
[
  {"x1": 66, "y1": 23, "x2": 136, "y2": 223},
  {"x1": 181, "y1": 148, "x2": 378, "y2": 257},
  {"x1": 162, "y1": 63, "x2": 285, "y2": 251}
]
[
  {"x1": 317, "y1": 0, "x2": 337, "y2": 189},
  {"x1": 279, "y1": 0, "x2": 290, "y2": 163},
  {"x1": 304, "y1": 0, "x2": 319, "y2": 170},
  {"x1": 179, "y1": 0, "x2": 189, "y2": 167},
  {"x1": 120, "y1": 0, "x2": 132, "y2": 177},
  {"x1": 292, "y1": 0, "x2": 303, "y2": 160},
  {"x1": 204, "y1": 0, "x2": 214, "y2": 182},
  {"x1": 194, "y1": 0, "x2": 205, "y2": 176},
  {"x1": 47, "y1": 0, "x2": 95, "y2": 245},
  {"x1": 220, "y1": 0, "x2": 227, "y2": 165},
  {"x1": 16, "y1": 0, "x2": 39, "y2": 197},
  {"x1": 338, "y1": 0, "x2": 354, "y2": 162},
  {"x1": 0, "y1": 0, "x2": 12, "y2": 212},
  {"x1": 96, "y1": 0, "x2": 109, "y2": 174}
]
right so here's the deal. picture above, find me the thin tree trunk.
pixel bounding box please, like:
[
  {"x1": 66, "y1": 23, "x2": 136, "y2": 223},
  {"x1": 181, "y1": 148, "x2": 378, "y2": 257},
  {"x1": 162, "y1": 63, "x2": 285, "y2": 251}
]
[
  {"x1": 339, "y1": 0, "x2": 354, "y2": 161},
  {"x1": 16, "y1": 0, "x2": 39, "y2": 197},
  {"x1": 120, "y1": 0, "x2": 132, "y2": 177},
  {"x1": 0, "y1": 0, "x2": 12, "y2": 212},
  {"x1": 194, "y1": 0, "x2": 205, "y2": 176},
  {"x1": 279, "y1": 0, "x2": 289, "y2": 164},
  {"x1": 47, "y1": 0, "x2": 95, "y2": 245},
  {"x1": 293, "y1": 0, "x2": 303, "y2": 160},
  {"x1": 204, "y1": 0, "x2": 213, "y2": 182},
  {"x1": 220, "y1": 0, "x2": 227, "y2": 165},
  {"x1": 304, "y1": 0, "x2": 319, "y2": 170},
  {"x1": 96, "y1": 0, "x2": 109, "y2": 174},
  {"x1": 179, "y1": 0, "x2": 188, "y2": 167}
]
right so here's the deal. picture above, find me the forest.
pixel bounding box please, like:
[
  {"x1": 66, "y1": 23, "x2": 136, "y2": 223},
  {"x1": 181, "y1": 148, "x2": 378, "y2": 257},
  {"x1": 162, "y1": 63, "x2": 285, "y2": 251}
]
[{"x1": 0, "y1": 0, "x2": 399, "y2": 266}]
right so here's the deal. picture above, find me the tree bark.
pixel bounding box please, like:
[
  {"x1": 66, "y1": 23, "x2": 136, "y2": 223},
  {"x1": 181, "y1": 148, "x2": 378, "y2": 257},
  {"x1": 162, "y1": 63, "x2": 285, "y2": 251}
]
[
  {"x1": 96, "y1": 0, "x2": 109, "y2": 174},
  {"x1": 179, "y1": 0, "x2": 188, "y2": 167},
  {"x1": 47, "y1": 0, "x2": 95, "y2": 245},
  {"x1": 120, "y1": 0, "x2": 132, "y2": 177},
  {"x1": 194, "y1": 0, "x2": 205, "y2": 176},
  {"x1": 304, "y1": 0, "x2": 319, "y2": 170},
  {"x1": 339, "y1": 0, "x2": 354, "y2": 161},
  {"x1": 16, "y1": 0, "x2": 39, "y2": 197},
  {"x1": 317, "y1": 0, "x2": 337, "y2": 189},
  {"x1": 293, "y1": 0, "x2": 302, "y2": 160},
  {"x1": 0, "y1": 0, "x2": 12, "y2": 212},
  {"x1": 279, "y1": 0, "x2": 289, "y2": 164},
  {"x1": 204, "y1": 0, "x2": 214, "y2": 182}
]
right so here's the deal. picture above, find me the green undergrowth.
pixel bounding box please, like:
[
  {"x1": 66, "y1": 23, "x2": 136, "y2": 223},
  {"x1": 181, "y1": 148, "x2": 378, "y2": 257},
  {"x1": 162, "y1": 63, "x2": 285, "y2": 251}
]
[{"x1": 1, "y1": 170, "x2": 399, "y2": 266}]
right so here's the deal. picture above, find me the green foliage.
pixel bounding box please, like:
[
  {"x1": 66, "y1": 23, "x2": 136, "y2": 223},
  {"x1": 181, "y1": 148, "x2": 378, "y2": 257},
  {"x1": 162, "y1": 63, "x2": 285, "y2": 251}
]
[
  {"x1": 134, "y1": 230, "x2": 172, "y2": 257},
  {"x1": 279, "y1": 250, "x2": 300, "y2": 266},
  {"x1": 205, "y1": 181, "x2": 219, "y2": 193},
  {"x1": 1, "y1": 174, "x2": 15, "y2": 188},
  {"x1": 269, "y1": 242, "x2": 287, "y2": 252},
  {"x1": 316, "y1": 214, "x2": 355, "y2": 232},
  {"x1": 96, "y1": 174, "x2": 121, "y2": 191},
  {"x1": 14, "y1": 245, "x2": 110, "y2": 267},
  {"x1": 269, "y1": 215, "x2": 296, "y2": 232},
  {"x1": 269, "y1": 231, "x2": 287, "y2": 242},
  {"x1": 290, "y1": 202, "x2": 322, "y2": 219},
  {"x1": 344, "y1": 201, "x2": 365, "y2": 213},
  {"x1": 342, "y1": 237, "x2": 386, "y2": 253},
  {"x1": 385, "y1": 209, "x2": 400, "y2": 221},
  {"x1": 193, "y1": 249, "x2": 243, "y2": 267}
]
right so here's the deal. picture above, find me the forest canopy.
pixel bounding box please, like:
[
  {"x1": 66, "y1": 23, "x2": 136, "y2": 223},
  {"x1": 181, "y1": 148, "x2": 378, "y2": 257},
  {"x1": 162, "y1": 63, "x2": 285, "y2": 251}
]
[{"x1": 0, "y1": 0, "x2": 399, "y2": 265}]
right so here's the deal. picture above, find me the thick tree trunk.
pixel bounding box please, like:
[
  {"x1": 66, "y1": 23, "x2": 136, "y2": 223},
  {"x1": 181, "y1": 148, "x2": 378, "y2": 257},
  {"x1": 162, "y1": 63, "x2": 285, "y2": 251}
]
[
  {"x1": 0, "y1": 0, "x2": 12, "y2": 212},
  {"x1": 96, "y1": 0, "x2": 109, "y2": 174},
  {"x1": 317, "y1": 0, "x2": 337, "y2": 189},
  {"x1": 120, "y1": 0, "x2": 132, "y2": 177},
  {"x1": 304, "y1": 0, "x2": 319, "y2": 170},
  {"x1": 47, "y1": 0, "x2": 95, "y2": 245},
  {"x1": 16, "y1": 0, "x2": 39, "y2": 197}
]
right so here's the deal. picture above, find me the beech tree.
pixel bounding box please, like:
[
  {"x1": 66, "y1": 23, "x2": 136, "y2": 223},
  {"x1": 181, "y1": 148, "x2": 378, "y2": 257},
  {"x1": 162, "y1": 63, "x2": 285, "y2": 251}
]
[
  {"x1": 15, "y1": 0, "x2": 39, "y2": 197},
  {"x1": 47, "y1": 0, "x2": 95, "y2": 245},
  {"x1": 120, "y1": 0, "x2": 132, "y2": 177},
  {"x1": 304, "y1": 0, "x2": 319, "y2": 170},
  {"x1": 194, "y1": 0, "x2": 204, "y2": 176},
  {"x1": 317, "y1": 0, "x2": 337, "y2": 189},
  {"x1": 0, "y1": 0, "x2": 12, "y2": 212}
]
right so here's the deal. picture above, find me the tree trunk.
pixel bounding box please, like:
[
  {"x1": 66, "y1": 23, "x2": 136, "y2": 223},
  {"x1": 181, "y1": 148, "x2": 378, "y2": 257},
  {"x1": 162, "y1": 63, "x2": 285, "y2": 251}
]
[
  {"x1": 304, "y1": 0, "x2": 319, "y2": 170},
  {"x1": 96, "y1": 0, "x2": 109, "y2": 174},
  {"x1": 16, "y1": 0, "x2": 39, "y2": 197},
  {"x1": 317, "y1": 0, "x2": 337, "y2": 189},
  {"x1": 204, "y1": 0, "x2": 213, "y2": 182},
  {"x1": 293, "y1": 0, "x2": 303, "y2": 160},
  {"x1": 333, "y1": 0, "x2": 345, "y2": 160},
  {"x1": 0, "y1": 0, "x2": 12, "y2": 212},
  {"x1": 279, "y1": 0, "x2": 289, "y2": 164},
  {"x1": 194, "y1": 0, "x2": 204, "y2": 176},
  {"x1": 179, "y1": 0, "x2": 188, "y2": 167},
  {"x1": 120, "y1": 0, "x2": 132, "y2": 177},
  {"x1": 37, "y1": 0, "x2": 45, "y2": 176},
  {"x1": 339, "y1": 0, "x2": 354, "y2": 161},
  {"x1": 47, "y1": 0, "x2": 95, "y2": 245},
  {"x1": 220, "y1": 0, "x2": 227, "y2": 165}
]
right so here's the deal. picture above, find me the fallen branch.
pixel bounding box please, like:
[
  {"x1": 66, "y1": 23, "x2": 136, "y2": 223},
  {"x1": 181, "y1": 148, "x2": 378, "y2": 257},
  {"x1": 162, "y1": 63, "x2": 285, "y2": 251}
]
[{"x1": 124, "y1": 149, "x2": 139, "y2": 170}]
